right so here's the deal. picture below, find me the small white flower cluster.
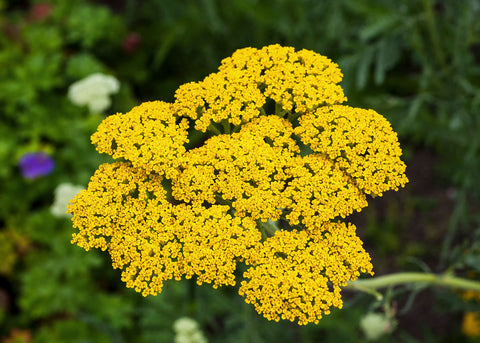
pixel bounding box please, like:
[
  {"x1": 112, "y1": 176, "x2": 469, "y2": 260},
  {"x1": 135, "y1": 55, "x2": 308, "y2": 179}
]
[
  {"x1": 173, "y1": 317, "x2": 208, "y2": 343},
  {"x1": 68, "y1": 73, "x2": 120, "y2": 113},
  {"x1": 51, "y1": 183, "x2": 84, "y2": 218},
  {"x1": 360, "y1": 312, "x2": 395, "y2": 341}
]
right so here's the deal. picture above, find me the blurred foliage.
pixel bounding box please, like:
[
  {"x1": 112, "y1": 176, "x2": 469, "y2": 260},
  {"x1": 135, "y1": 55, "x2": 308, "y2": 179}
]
[{"x1": 1, "y1": 0, "x2": 480, "y2": 342}]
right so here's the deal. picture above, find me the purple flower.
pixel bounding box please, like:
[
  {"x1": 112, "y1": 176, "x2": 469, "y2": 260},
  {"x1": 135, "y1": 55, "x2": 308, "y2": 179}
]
[{"x1": 18, "y1": 152, "x2": 55, "y2": 179}]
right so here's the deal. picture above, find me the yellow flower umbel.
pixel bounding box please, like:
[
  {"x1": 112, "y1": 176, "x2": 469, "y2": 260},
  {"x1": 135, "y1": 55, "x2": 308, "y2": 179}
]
[
  {"x1": 69, "y1": 44, "x2": 408, "y2": 325},
  {"x1": 463, "y1": 312, "x2": 480, "y2": 337}
]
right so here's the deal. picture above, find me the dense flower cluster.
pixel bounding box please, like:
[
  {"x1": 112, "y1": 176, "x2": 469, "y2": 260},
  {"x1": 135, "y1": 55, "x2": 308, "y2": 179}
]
[
  {"x1": 68, "y1": 73, "x2": 120, "y2": 113},
  {"x1": 360, "y1": 312, "x2": 394, "y2": 340},
  {"x1": 51, "y1": 183, "x2": 85, "y2": 218},
  {"x1": 69, "y1": 44, "x2": 408, "y2": 325},
  {"x1": 173, "y1": 317, "x2": 208, "y2": 343},
  {"x1": 462, "y1": 290, "x2": 480, "y2": 337},
  {"x1": 463, "y1": 312, "x2": 480, "y2": 337}
]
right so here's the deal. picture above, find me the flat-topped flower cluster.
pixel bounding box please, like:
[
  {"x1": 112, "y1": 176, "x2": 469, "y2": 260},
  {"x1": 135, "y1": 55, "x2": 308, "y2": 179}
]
[{"x1": 68, "y1": 44, "x2": 408, "y2": 325}]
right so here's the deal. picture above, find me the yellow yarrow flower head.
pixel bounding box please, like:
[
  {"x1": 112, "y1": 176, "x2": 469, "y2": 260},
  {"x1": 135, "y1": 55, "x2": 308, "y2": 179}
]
[
  {"x1": 463, "y1": 312, "x2": 480, "y2": 337},
  {"x1": 240, "y1": 222, "x2": 372, "y2": 325},
  {"x1": 69, "y1": 44, "x2": 408, "y2": 325},
  {"x1": 91, "y1": 101, "x2": 189, "y2": 178}
]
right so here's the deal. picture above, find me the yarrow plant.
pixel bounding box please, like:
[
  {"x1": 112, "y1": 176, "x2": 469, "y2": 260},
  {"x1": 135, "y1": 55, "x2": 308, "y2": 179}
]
[
  {"x1": 173, "y1": 317, "x2": 208, "y2": 343},
  {"x1": 68, "y1": 45, "x2": 408, "y2": 325},
  {"x1": 68, "y1": 73, "x2": 120, "y2": 113},
  {"x1": 51, "y1": 183, "x2": 85, "y2": 218},
  {"x1": 360, "y1": 312, "x2": 395, "y2": 341},
  {"x1": 462, "y1": 290, "x2": 480, "y2": 337}
]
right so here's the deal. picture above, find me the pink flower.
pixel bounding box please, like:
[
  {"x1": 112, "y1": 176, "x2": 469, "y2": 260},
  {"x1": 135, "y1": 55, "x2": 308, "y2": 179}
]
[
  {"x1": 29, "y1": 2, "x2": 53, "y2": 23},
  {"x1": 123, "y1": 32, "x2": 142, "y2": 53}
]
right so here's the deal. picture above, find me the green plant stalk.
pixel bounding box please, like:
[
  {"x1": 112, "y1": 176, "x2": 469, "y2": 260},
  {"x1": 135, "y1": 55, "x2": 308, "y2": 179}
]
[
  {"x1": 222, "y1": 119, "x2": 231, "y2": 134},
  {"x1": 275, "y1": 102, "x2": 283, "y2": 116},
  {"x1": 262, "y1": 219, "x2": 280, "y2": 237},
  {"x1": 207, "y1": 123, "x2": 222, "y2": 135},
  {"x1": 256, "y1": 219, "x2": 280, "y2": 241},
  {"x1": 439, "y1": 189, "x2": 467, "y2": 267},
  {"x1": 422, "y1": 0, "x2": 447, "y2": 70},
  {"x1": 345, "y1": 272, "x2": 480, "y2": 293}
]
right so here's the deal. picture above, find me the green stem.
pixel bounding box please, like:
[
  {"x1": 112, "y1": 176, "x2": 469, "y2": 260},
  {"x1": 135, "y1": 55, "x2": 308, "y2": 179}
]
[
  {"x1": 221, "y1": 120, "x2": 231, "y2": 134},
  {"x1": 263, "y1": 219, "x2": 280, "y2": 236},
  {"x1": 187, "y1": 278, "x2": 197, "y2": 316},
  {"x1": 348, "y1": 284, "x2": 383, "y2": 301},
  {"x1": 287, "y1": 111, "x2": 301, "y2": 122},
  {"x1": 439, "y1": 188, "x2": 469, "y2": 268},
  {"x1": 422, "y1": 0, "x2": 447, "y2": 70},
  {"x1": 207, "y1": 123, "x2": 222, "y2": 135},
  {"x1": 274, "y1": 102, "x2": 289, "y2": 117},
  {"x1": 215, "y1": 195, "x2": 233, "y2": 206},
  {"x1": 275, "y1": 102, "x2": 282, "y2": 116},
  {"x1": 256, "y1": 219, "x2": 280, "y2": 240},
  {"x1": 345, "y1": 272, "x2": 480, "y2": 294}
]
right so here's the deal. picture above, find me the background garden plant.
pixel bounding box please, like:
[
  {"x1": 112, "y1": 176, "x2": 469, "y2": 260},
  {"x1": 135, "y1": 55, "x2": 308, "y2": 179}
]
[{"x1": 1, "y1": 0, "x2": 480, "y2": 342}]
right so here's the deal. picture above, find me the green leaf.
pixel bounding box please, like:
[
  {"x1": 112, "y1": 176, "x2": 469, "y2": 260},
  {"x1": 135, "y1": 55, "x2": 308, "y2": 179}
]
[
  {"x1": 360, "y1": 14, "x2": 400, "y2": 42},
  {"x1": 356, "y1": 47, "x2": 374, "y2": 90}
]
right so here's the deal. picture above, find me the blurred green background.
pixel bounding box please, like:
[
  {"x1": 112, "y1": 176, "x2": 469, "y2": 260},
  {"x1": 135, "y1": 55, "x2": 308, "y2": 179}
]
[{"x1": 1, "y1": 0, "x2": 480, "y2": 342}]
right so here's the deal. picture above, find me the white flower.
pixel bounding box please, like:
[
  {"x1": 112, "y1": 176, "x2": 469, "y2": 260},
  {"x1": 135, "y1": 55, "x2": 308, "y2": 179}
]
[
  {"x1": 173, "y1": 317, "x2": 207, "y2": 343},
  {"x1": 360, "y1": 312, "x2": 393, "y2": 341},
  {"x1": 51, "y1": 183, "x2": 84, "y2": 218},
  {"x1": 68, "y1": 73, "x2": 120, "y2": 113}
]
